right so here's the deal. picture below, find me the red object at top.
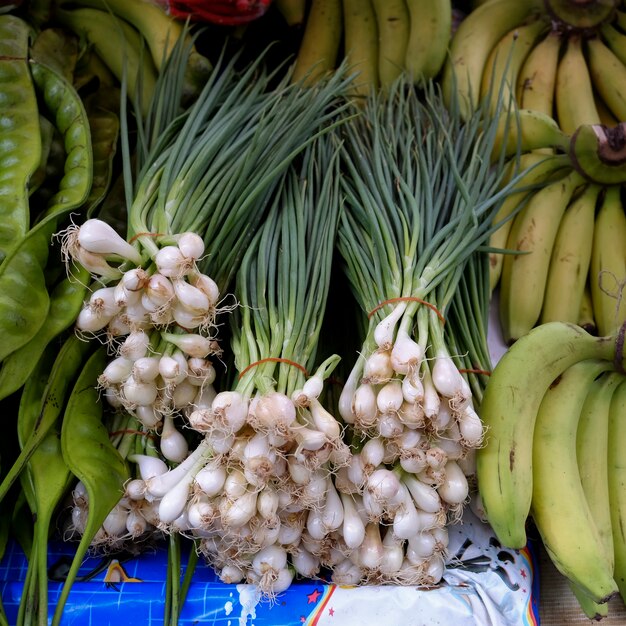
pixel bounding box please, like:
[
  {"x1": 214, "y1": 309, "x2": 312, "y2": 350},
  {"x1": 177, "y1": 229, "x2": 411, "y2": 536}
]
[{"x1": 165, "y1": 0, "x2": 272, "y2": 25}]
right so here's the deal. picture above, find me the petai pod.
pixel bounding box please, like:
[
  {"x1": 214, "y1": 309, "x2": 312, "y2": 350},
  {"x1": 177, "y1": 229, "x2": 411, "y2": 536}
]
[
  {"x1": 54, "y1": 347, "x2": 129, "y2": 626},
  {"x1": 0, "y1": 16, "x2": 41, "y2": 263}
]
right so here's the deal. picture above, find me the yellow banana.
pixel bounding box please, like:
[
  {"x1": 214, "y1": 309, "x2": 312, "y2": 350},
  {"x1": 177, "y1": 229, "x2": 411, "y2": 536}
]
[
  {"x1": 590, "y1": 185, "x2": 626, "y2": 337},
  {"x1": 342, "y1": 0, "x2": 379, "y2": 99},
  {"x1": 476, "y1": 321, "x2": 618, "y2": 549},
  {"x1": 595, "y1": 93, "x2": 619, "y2": 128},
  {"x1": 541, "y1": 183, "x2": 600, "y2": 324},
  {"x1": 516, "y1": 29, "x2": 561, "y2": 116},
  {"x1": 488, "y1": 152, "x2": 571, "y2": 292},
  {"x1": 608, "y1": 380, "x2": 626, "y2": 604},
  {"x1": 404, "y1": 0, "x2": 452, "y2": 83},
  {"x1": 532, "y1": 359, "x2": 617, "y2": 604},
  {"x1": 56, "y1": 7, "x2": 157, "y2": 116},
  {"x1": 578, "y1": 280, "x2": 597, "y2": 335},
  {"x1": 480, "y1": 17, "x2": 548, "y2": 115},
  {"x1": 499, "y1": 169, "x2": 585, "y2": 344},
  {"x1": 291, "y1": 0, "x2": 343, "y2": 86},
  {"x1": 555, "y1": 35, "x2": 600, "y2": 135},
  {"x1": 372, "y1": 0, "x2": 410, "y2": 90},
  {"x1": 587, "y1": 37, "x2": 626, "y2": 122},
  {"x1": 441, "y1": 0, "x2": 543, "y2": 118},
  {"x1": 275, "y1": 0, "x2": 307, "y2": 26}
]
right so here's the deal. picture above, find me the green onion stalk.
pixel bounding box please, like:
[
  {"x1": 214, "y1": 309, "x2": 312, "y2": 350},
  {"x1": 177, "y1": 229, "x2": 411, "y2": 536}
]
[
  {"x1": 329, "y1": 79, "x2": 530, "y2": 585},
  {"x1": 56, "y1": 37, "x2": 352, "y2": 621},
  {"x1": 58, "y1": 43, "x2": 352, "y2": 456}
]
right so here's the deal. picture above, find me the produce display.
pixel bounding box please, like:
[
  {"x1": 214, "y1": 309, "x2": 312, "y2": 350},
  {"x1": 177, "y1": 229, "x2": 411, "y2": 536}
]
[{"x1": 0, "y1": 0, "x2": 625, "y2": 624}]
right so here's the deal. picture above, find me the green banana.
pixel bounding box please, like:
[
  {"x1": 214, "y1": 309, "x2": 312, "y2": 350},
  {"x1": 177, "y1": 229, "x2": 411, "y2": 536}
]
[
  {"x1": 590, "y1": 184, "x2": 626, "y2": 337},
  {"x1": 608, "y1": 380, "x2": 626, "y2": 604},
  {"x1": 404, "y1": 0, "x2": 451, "y2": 83},
  {"x1": 292, "y1": 0, "x2": 343, "y2": 85},
  {"x1": 516, "y1": 29, "x2": 561, "y2": 116},
  {"x1": 480, "y1": 17, "x2": 548, "y2": 115},
  {"x1": 372, "y1": 0, "x2": 410, "y2": 89},
  {"x1": 491, "y1": 108, "x2": 570, "y2": 158},
  {"x1": 532, "y1": 359, "x2": 617, "y2": 604},
  {"x1": 56, "y1": 0, "x2": 211, "y2": 100},
  {"x1": 555, "y1": 35, "x2": 600, "y2": 135},
  {"x1": 56, "y1": 7, "x2": 157, "y2": 116},
  {"x1": 488, "y1": 152, "x2": 571, "y2": 292},
  {"x1": 476, "y1": 321, "x2": 617, "y2": 549},
  {"x1": 543, "y1": 0, "x2": 618, "y2": 28},
  {"x1": 600, "y1": 22, "x2": 626, "y2": 68},
  {"x1": 570, "y1": 124, "x2": 626, "y2": 186},
  {"x1": 499, "y1": 169, "x2": 585, "y2": 343},
  {"x1": 577, "y1": 372, "x2": 623, "y2": 568},
  {"x1": 441, "y1": 0, "x2": 543, "y2": 118},
  {"x1": 587, "y1": 37, "x2": 626, "y2": 123},
  {"x1": 541, "y1": 183, "x2": 600, "y2": 324},
  {"x1": 342, "y1": 0, "x2": 379, "y2": 99}
]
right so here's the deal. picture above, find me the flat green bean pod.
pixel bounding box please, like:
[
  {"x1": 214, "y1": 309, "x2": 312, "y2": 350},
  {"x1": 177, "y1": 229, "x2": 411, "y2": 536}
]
[
  {"x1": 0, "y1": 335, "x2": 92, "y2": 503},
  {"x1": 17, "y1": 343, "x2": 72, "y2": 626},
  {"x1": 29, "y1": 60, "x2": 93, "y2": 218},
  {"x1": 55, "y1": 347, "x2": 129, "y2": 626},
  {"x1": 0, "y1": 263, "x2": 90, "y2": 401},
  {"x1": 0, "y1": 16, "x2": 41, "y2": 263}
]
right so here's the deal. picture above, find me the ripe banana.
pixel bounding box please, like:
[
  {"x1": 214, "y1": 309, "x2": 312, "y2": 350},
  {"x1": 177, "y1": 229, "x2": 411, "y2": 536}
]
[
  {"x1": 544, "y1": 0, "x2": 617, "y2": 29},
  {"x1": 541, "y1": 183, "x2": 600, "y2": 324},
  {"x1": 532, "y1": 359, "x2": 617, "y2": 604},
  {"x1": 499, "y1": 169, "x2": 585, "y2": 344},
  {"x1": 555, "y1": 35, "x2": 600, "y2": 135},
  {"x1": 608, "y1": 380, "x2": 626, "y2": 604},
  {"x1": 488, "y1": 152, "x2": 571, "y2": 292},
  {"x1": 404, "y1": 0, "x2": 451, "y2": 83},
  {"x1": 55, "y1": 7, "x2": 157, "y2": 116},
  {"x1": 342, "y1": 0, "x2": 379, "y2": 98},
  {"x1": 291, "y1": 0, "x2": 343, "y2": 85},
  {"x1": 372, "y1": 0, "x2": 410, "y2": 89},
  {"x1": 587, "y1": 37, "x2": 626, "y2": 123},
  {"x1": 476, "y1": 321, "x2": 617, "y2": 549},
  {"x1": 516, "y1": 29, "x2": 561, "y2": 116},
  {"x1": 441, "y1": 0, "x2": 543, "y2": 118},
  {"x1": 491, "y1": 108, "x2": 570, "y2": 159},
  {"x1": 590, "y1": 184, "x2": 626, "y2": 337},
  {"x1": 480, "y1": 17, "x2": 548, "y2": 116},
  {"x1": 570, "y1": 123, "x2": 626, "y2": 185}
]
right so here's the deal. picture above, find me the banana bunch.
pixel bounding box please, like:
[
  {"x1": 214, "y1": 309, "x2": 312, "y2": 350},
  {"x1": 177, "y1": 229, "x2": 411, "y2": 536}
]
[
  {"x1": 52, "y1": 0, "x2": 212, "y2": 115},
  {"x1": 443, "y1": 0, "x2": 626, "y2": 123},
  {"x1": 290, "y1": 0, "x2": 452, "y2": 95},
  {"x1": 491, "y1": 164, "x2": 626, "y2": 344},
  {"x1": 475, "y1": 320, "x2": 626, "y2": 619}
]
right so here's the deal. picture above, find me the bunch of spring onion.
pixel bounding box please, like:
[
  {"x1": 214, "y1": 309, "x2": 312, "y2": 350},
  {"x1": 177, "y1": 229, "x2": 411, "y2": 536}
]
[
  {"x1": 121, "y1": 139, "x2": 349, "y2": 598},
  {"x1": 329, "y1": 79, "x2": 525, "y2": 586},
  {"x1": 60, "y1": 47, "x2": 353, "y2": 558}
]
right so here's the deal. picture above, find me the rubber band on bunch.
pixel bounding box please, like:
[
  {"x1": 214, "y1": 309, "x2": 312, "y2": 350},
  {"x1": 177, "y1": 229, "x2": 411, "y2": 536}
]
[
  {"x1": 128, "y1": 231, "x2": 165, "y2": 244},
  {"x1": 238, "y1": 357, "x2": 309, "y2": 380},
  {"x1": 367, "y1": 296, "x2": 446, "y2": 325}
]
